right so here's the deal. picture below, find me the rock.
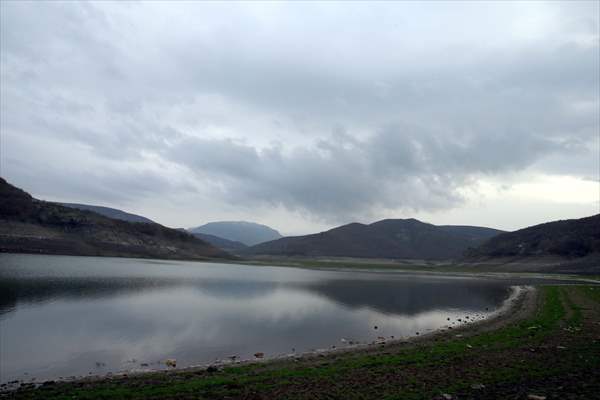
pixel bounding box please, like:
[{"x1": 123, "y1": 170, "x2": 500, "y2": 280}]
[
  {"x1": 441, "y1": 393, "x2": 453, "y2": 399},
  {"x1": 466, "y1": 344, "x2": 473, "y2": 349},
  {"x1": 254, "y1": 352, "x2": 265, "y2": 359},
  {"x1": 206, "y1": 366, "x2": 219, "y2": 373},
  {"x1": 140, "y1": 363, "x2": 149, "y2": 367},
  {"x1": 527, "y1": 395, "x2": 546, "y2": 400},
  {"x1": 471, "y1": 383, "x2": 485, "y2": 390},
  {"x1": 165, "y1": 359, "x2": 177, "y2": 368}
]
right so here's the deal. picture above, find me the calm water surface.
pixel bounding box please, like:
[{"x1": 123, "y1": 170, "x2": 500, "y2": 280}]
[{"x1": 1, "y1": 254, "x2": 522, "y2": 383}]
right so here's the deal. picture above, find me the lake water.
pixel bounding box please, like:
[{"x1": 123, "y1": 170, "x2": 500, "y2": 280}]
[{"x1": 1, "y1": 253, "x2": 530, "y2": 383}]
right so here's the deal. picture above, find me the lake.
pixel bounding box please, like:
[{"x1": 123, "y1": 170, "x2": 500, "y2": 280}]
[{"x1": 0, "y1": 253, "x2": 545, "y2": 383}]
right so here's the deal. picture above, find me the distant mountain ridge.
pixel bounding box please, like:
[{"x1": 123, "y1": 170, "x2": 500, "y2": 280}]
[
  {"x1": 190, "y1": 232, "x2": 248, "y2": 253},
  {"x1": 467, "y1": 214, "x2": 600, "y2": 259},
  {"x1": 189, "y1": 221, "x2": 282, "y2": 246},
  {"x1": 242, "y1": 218, "x2": 503, "y2": 260},
  {"x1": 59, "y1": 203, "x2": 155, "y2": 224},
  {"x1": 0, "y1": 178, "x2": 229, "y2": 260}
]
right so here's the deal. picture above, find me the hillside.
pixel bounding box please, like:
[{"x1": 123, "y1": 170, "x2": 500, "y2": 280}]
[
  {"x1": 0, "y1": 178, "x2": 229, "y2": 260},
  {"x1": 59, "y1": 203, "x2": 155, "y2": 224},
  {"x1": 190, "y1": 232, "x2": 248, "y2": 253},
  {"x1": 467, "y1": 214, "x2": 600, "y2": 259},
  {"x1": 189, "y1": 221, "x2": 282, "y2": 246},
  {"x1": 242, "y1": 218, "x2": 502, "y2": 260}
]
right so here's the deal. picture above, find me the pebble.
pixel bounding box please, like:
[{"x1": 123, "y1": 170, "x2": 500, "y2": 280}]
[
  {"x1": 165, "y1": 359, "x2": 177, "y2": 368},
  {"x1": 527, "y1": 395, "x2": 546, "y2": 400}
]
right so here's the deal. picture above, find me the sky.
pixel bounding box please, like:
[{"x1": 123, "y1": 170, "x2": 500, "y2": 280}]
[{"x1": 1, "y1": 1, "x2": 598, "y2": 236}]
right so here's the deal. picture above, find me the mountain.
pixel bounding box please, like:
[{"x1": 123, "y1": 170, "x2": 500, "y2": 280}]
[
  {"x1": 467, "y1": 214, "x2": 600, "y2": 259},
  {"x1": 189, "y1": 221, "x2": 282, "y2": 246},
  {"x1": 59, "y1": 203, "x2": 155, "y2": 224},
  {"x1": 190, "y1": 232, "x2": 248, "y2": 253},
  {"x1": 242, "y1": 218, "x2": 503, "y2": 260},
  {"x1": 0, "y1": 178, "x2": 229, "y2": 260}
]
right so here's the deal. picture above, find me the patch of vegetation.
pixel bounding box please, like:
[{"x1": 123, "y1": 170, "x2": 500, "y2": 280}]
[{"x1": 578, "y1": 285, "x2": 600, "y2": 303}]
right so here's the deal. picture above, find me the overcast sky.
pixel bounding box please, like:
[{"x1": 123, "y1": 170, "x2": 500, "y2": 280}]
[{"x1": 1, "y1": 1, "x2": 598, "y2": 235}]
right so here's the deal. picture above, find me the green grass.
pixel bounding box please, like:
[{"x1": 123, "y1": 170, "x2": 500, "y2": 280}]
[{"x1": 578, "y1": 285, "x2": 600, "y2": 303}]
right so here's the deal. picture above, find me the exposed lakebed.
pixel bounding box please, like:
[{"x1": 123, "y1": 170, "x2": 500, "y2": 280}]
[{"x1": 0, "y1": 253, "x2": 571, "y2": 384}]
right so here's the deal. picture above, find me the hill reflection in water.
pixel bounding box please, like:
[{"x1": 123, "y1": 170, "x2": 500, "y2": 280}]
[{"x1": 0, "y1": 253, "x2": 556, "y2": 383}]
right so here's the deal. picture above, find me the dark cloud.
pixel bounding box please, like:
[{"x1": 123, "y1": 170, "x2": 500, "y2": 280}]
[{"x1": 165, "y1": 124, "x2": 572, "y2": 221}]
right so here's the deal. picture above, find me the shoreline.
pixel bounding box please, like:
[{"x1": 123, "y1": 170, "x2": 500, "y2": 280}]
[
  {"x1": 3, "y1": 252, "x2": 599, "y2": 285},
  {"x1": 262, "y1": 284, "x2": 538, "y2": 362},
  {"x1": 1, "y1": 285, "x2": 538, "y2": 392},
  {"x1": 13, "y1": 283, "x2": 600, "y2": 400}
]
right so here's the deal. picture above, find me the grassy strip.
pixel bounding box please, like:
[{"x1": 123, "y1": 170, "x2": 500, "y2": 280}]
[
  {"x1": 562, "y1": 287, "x2": 583, "y2": 326},
  {"x1": 577, "y1": 285, "x2": 600, "y2": 303},
  {"x1": 11, "y1": 286, "x2": 579, "y2": 400}
]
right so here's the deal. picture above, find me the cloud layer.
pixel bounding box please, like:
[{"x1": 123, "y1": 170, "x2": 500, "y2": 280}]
[{"x1": 1, "y1": 1, "x2": 598, "y2": 229}]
